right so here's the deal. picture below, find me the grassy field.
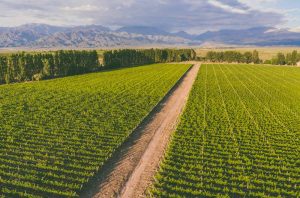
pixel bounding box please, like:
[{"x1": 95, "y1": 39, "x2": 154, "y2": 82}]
[
  {"x1": 0, "y1": 63, "x2": 190, "y2": 197},
  {"x1": 151, "y1": 64, "x2": 300, "y2": 197},
  {"x1": 195, "y1": 47, "x2": 300, "y2": 61}
]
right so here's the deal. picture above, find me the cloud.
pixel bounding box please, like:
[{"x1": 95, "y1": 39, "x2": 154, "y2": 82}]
[
  {"x1": 289, "y1": 26, "x2": 300, "y2": 33},
  {"x1": 239, "y1": 0, "x2": 278, "y2": 5},
  {"x1": 208, "y1": 0, "x2": 248, "y2": 14},
  {"x1": 62, "y1": 5, "x2": 101, "y2": 11},
  {"x1": 0, "y1": 0, "x2": 284, "y2": 33}
]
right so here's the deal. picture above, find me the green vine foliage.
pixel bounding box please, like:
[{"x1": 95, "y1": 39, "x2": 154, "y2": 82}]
[
  {"x1": 151, "y1": 64, "x2": 300, "y2": 198},
  {"x1": 0, "y1": 63, "x2": 191, "y2": 197}
]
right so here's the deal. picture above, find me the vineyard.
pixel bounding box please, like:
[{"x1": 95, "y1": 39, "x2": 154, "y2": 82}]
[
  {"x1": 151, "y1": 64, "x2": 300, "y2": 197},
  {"x1": 0, "y1": 63, "x2": 191, "y2": 197}
]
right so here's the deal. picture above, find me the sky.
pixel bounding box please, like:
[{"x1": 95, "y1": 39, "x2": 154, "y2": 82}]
[{"x1": 0, "y1": 0, "x2": 299, "y2": 33}]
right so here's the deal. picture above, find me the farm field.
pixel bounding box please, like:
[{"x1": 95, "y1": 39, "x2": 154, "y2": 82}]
[
  {"x1": 0, "y1": 63, "x2": 191, "y2": 197},
  {"x1": 151, "y1": 64, "x2": 300, "y2": 197}
]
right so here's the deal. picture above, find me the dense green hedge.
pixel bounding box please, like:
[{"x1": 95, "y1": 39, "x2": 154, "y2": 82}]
[
  {"x1": 0, "y1": 49, "x2": 196, "y2": 85},
  {"x1": 0, "y1": 50, "x2": 99, "y2": 84},
  {"x1": 204, "y1": 50, "x2": 261, "y2": 64},
  {"x1": 103, "y1": 49, "x2": 196, "y2": 67},
  {"x1": 266, "y1": 50, "x2": 300, "y2": 65}
]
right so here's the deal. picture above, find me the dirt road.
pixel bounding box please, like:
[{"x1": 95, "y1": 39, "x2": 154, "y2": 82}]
[{"x1": 81, "y1": 64, "x2": 200, "y2": 198}]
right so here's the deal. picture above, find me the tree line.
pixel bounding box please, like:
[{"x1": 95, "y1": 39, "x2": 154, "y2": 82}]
[
  {"x1": 0, "y1": 50, "x2": 99, "y2": 84},
  {"x1": 203, "y1": 50, "x2": 261, "y2": 64},
  {"x1": 103, "y1": 49, "x2": 196, "y2": 67},
  {"x1": 265, "y1": 50, "x2": 300, "y2": 65}
]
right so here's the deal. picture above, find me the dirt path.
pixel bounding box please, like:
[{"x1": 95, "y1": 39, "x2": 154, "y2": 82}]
[{"x1": 81, "y1": 64, "x2": 200, "y2": 198}]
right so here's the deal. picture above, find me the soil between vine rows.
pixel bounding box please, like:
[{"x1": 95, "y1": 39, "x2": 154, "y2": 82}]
[{"x1": 81, "y1": 64, "x2": 200, "y2": 198}]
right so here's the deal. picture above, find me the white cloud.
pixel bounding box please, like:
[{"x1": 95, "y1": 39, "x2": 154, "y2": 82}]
[
  {"x1": 288, "y1": 26, "x2": 300, "y2": 33},
  {"x1": 62, "y1": 5, "x2": 101, "y2": 11},
  {"x1": 0, "y1": 0, "x2": 284, "y2": 33},
  {"x1": 238, "y1": 0, "x2": 278, "y2": 10},
  {"x1": 208, "y1": 0, "x2": 248, "y2": 14}
]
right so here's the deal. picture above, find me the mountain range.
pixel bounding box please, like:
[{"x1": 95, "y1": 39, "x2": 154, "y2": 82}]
[{"x1": 1, "y1": 24, "x2": 300, "y2": 48}]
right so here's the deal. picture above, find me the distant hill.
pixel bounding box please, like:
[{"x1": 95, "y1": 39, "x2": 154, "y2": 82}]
[
  {"x1": 116, "y1": 26, "x2": 197, "y2": 43},
  {"x1": 117, "y1": 26, "x2": 170, "y2": 36},
  {"x1": 0, "y1": 24, "x2": 58, "y2": 47},
  {"x1": 0, "y1": 24, "x2": 189, "y2": 48},
  {"x1": 196, "y1": 27, "x2": 300, "y2": 46},
  {"x1": 171, "y1": 31, "x2": 197, "y2": 40},
  {"x1": 0, "y1": 24, "x2": 300, "y2": 48}
]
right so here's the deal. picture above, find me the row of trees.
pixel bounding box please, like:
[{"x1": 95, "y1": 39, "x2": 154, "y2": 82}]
[
  {"x1": 0, "y1": 50, "x2": 99, "y2": 84},
  {"x1": 204, "y1": 50, "x2": 261, "y2": 64},
  {"x1": 103, "y1": 49, "x2": 196, "y2": 67},
  {"x1": 265, "y1": 50, "x2": 300, "y2": 65}
]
